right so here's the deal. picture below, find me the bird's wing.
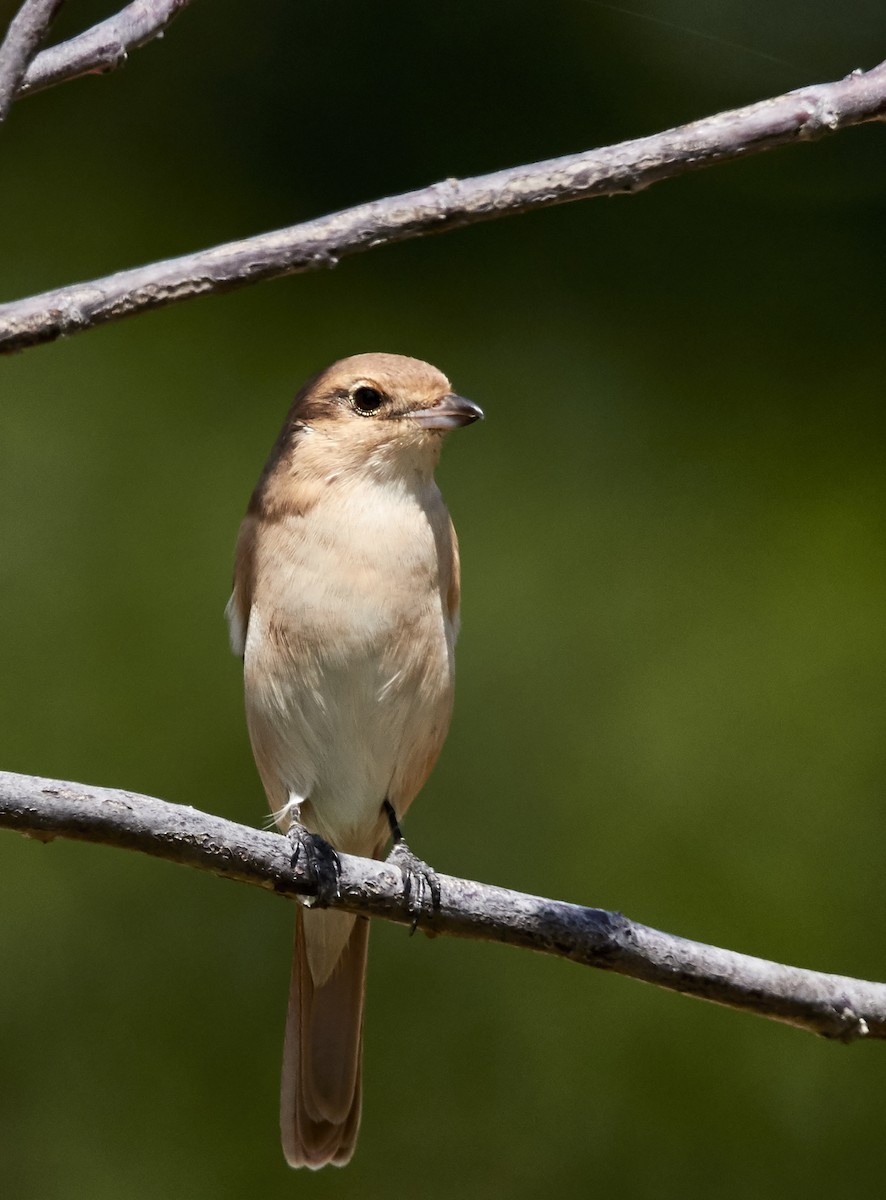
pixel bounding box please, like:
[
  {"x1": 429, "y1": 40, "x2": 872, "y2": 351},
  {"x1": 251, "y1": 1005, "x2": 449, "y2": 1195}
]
[
  {"x1": 446, "y1": 516, "x2": 461, "y2": 635},
  {"x1": 225, "y1": 514, "x2": 258, "y2": 658}
]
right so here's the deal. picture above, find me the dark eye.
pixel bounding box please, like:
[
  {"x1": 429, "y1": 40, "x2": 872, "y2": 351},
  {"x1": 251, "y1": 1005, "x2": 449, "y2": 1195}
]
[{"x1": 351, "y1": 385, "x2": 384, "y2": 414}]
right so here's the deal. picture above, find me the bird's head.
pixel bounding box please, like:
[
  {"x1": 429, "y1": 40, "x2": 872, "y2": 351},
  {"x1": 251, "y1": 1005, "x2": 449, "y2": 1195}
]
[{"x1": 251, "y1": 353, "x2": 483, "y2": 515}]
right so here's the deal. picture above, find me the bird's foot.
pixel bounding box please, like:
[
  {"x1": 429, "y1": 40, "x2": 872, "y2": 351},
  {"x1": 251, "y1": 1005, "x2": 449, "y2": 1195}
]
[
  {"x1": 385, "y1": 840, "x2": 441, "y2": 933},
  {"x1": 287, "y1": 822, "x2": 340, "y2": 908}
]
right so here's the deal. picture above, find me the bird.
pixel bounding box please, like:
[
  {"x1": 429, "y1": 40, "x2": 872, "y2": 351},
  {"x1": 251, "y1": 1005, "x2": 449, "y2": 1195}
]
[{"x1": 225, "y1": 352, "x2": 482, "y2": 1168}]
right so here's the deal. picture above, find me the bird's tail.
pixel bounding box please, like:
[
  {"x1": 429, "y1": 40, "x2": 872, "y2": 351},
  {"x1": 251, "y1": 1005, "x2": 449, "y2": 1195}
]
[{"x1": 280, "y1": 906, "x2": 369, "y2": 1168}]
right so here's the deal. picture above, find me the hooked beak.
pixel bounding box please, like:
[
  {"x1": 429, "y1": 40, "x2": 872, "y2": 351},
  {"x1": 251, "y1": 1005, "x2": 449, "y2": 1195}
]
[{"x1": 409, "y1": 393, "x2": 485, "y2": 431}]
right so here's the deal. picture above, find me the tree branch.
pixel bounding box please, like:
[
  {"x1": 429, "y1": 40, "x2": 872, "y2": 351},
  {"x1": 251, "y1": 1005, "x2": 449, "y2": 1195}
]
[
  {"x1": 0, "y1": 0, "x2": 64, "y2": 123},
  {"x1": 1, "y1": 57, "x2": 886, "y2": 353},
  {"x1": 1, "y1": 768, "x2": 883, "y2": 1043},
  {"x1": 17, "y1": 0, "x2": 196, "y2": 100}
]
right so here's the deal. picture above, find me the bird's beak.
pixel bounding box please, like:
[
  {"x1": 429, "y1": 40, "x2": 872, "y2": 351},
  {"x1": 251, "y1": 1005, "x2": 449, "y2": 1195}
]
[{"x1": 409, "y1": 394, "x2": 485, "y2": 431}]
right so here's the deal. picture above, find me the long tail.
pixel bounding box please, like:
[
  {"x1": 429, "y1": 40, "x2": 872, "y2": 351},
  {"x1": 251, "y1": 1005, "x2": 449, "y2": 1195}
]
[{"x1": 280, "y1": 907, "x2": 369, "y2": 1168}]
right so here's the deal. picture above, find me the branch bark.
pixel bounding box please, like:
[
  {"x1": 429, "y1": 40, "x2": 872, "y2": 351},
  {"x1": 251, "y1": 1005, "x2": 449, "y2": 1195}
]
[
  {"x1": 2, "y1": 57, "x2": 886, "y2": 353},
  {"x1": 18, "y1": 0, "x2": 196, "y2": 100},
  {"x1": 1, "y1": 768, "x2": 882, "y2": 1043},
  {"x1": 0, "y1": 0, "x2": 64, "y2": 123}
]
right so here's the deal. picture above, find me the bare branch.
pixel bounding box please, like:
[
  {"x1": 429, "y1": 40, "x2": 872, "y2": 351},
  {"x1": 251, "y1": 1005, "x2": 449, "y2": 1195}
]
[
  {"x1": 2, "y1": 56, "x2": 885, "y2": 353},
  {"x1": 18, "y1": 0, "x2": 196, "y2": 100},
  {"x1": 0, "y1": 56, "x2": 878, "y2": 352},
  {"x1": 1, "y1": 768, "x2": 882, "y2": 1043},
  {"x1": 0, "y1": 0, "x2": 64, "y2": 122}
]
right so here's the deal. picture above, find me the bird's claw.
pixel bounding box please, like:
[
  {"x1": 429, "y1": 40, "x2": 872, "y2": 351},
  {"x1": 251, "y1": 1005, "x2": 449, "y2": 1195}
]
[
  {"x1": 385, "y1": 840, "x2": 441, "y2": 933},
  {"x1": 287, "y1": 823, "x2": 340, "y2": 907}
]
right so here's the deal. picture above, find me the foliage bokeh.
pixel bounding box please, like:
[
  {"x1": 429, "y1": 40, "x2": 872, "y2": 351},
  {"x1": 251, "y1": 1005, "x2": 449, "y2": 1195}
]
[{"x1": 2, "y1": 1, "x2": 886, "y2": 1196}]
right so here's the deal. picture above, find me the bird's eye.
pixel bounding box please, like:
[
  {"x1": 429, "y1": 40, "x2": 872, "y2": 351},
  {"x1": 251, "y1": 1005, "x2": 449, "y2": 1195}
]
[{"x1": 351, "y1": 385, "x2": 384, "y2": 414}]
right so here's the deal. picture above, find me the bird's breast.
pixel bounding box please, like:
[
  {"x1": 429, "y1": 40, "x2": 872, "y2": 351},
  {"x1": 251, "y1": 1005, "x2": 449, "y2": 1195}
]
[
  {"x1": 242, "y1": 477, "x2": 458, "y2": 845},
  {"x1": 262, "y1": 481, "x2": 450, "y2": 646}
]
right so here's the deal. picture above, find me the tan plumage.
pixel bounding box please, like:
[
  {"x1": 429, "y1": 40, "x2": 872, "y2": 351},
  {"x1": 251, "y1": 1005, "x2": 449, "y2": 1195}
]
[{"x1": 226, "y1": 353, "x2": 481, "y2": 1168}]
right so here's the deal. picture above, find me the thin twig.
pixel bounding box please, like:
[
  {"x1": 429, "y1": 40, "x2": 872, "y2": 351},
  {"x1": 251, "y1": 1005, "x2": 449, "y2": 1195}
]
[
  {"x1": 0, "y1": 768, "x2": 882, "y2": 1043},
  {"x1": 2, "y1": 56, "x2": 885, "y2": 353},
  {"x1": 0, "y1": 0, "x2": 65, "y2": 123},
  {"x1": 18, "y1": 0, "x2": 196, "y2": 99}
]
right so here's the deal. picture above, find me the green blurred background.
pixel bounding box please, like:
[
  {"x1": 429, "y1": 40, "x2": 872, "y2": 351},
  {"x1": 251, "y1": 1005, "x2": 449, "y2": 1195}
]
[{"x1": 2, "y1": 0, "x2": 886, "y2": 1195}]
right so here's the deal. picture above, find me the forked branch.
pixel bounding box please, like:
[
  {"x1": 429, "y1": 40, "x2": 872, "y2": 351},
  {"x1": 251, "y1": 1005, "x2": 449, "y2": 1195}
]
[
  {"x1": 0, "y1": 0, "x2": 65, "y2": 122},
  {"x1": 18, "y1": 0, "x2": 196, "y2": 99},
  {"x1": 1, "y1": 768, "x2": 883, "y2": 1043}
]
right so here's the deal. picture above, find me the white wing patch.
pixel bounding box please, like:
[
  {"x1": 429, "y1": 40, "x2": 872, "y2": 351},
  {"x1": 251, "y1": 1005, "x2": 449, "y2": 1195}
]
[{"x1": 225, "y1": 592, "x2": 246, "y2": 657}]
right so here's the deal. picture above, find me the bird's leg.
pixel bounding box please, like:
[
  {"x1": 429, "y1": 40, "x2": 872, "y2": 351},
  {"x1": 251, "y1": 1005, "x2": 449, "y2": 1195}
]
[
  {"x1": 382, "y1": 799, "x2": 441, "y2": 931},
  {"x1": 286, "y1": 815, "x2": 340, "y2": 909}
]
